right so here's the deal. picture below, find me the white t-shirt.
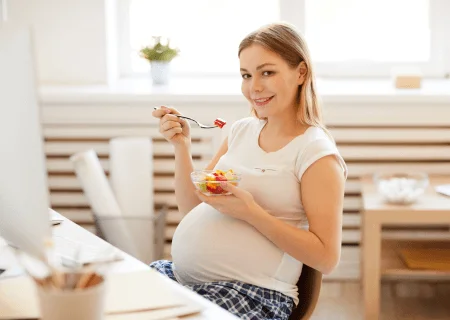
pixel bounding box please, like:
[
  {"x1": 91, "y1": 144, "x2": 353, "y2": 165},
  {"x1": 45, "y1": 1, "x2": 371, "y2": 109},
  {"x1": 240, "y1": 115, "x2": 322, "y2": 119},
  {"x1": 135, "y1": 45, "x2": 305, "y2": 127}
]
[{"x1": 171, "y1": 117, "x2": 347, "y2": 305}]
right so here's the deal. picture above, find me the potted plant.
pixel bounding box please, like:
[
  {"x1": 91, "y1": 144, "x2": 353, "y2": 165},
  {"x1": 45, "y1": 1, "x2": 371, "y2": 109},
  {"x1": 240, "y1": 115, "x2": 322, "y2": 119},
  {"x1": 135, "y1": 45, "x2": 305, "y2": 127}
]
[{"x1": 140, "y1": 36, "x2": 180, "y2": 85}]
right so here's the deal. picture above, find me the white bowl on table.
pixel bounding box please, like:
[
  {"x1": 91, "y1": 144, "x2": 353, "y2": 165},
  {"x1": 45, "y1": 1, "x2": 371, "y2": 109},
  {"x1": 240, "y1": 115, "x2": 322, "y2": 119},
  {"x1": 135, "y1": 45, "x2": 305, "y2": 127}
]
[{"x1": 373, "y1": 172, "x2": 429, "y2": 205}]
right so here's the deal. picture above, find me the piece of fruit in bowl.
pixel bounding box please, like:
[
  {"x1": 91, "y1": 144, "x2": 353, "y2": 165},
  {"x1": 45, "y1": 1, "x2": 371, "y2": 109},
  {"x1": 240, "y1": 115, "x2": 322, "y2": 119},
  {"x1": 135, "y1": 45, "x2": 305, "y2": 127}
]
[{"x1": 191, "y1": 169, "x2": 241, "y2": 196}]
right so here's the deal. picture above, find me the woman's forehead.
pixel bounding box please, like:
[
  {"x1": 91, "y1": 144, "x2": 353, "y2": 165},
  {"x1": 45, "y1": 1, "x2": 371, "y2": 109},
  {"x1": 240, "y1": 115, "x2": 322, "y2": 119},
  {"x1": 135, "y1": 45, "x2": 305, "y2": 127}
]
[{"x1": 239, "y1": 45, "x2": 284, "y2": 69}]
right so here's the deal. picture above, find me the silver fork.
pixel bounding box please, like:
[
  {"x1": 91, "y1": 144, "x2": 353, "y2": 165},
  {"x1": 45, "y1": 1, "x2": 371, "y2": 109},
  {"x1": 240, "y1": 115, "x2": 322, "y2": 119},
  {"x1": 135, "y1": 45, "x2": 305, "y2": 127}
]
[{"x1": 153, "y1": 107, "x2": 217, "y2": 129}]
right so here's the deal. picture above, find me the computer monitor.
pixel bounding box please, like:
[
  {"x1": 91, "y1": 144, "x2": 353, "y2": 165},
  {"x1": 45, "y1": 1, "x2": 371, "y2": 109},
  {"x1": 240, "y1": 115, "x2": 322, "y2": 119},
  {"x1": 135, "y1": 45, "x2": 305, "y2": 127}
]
[{"x1": 0, "y1": 23, "x2": 51, "y2": 260}]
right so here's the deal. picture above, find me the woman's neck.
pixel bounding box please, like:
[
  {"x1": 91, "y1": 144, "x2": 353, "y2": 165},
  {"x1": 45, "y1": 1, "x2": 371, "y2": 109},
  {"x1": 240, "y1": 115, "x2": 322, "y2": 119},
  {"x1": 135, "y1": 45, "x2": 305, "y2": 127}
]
[{"x1": 264, "y1": 111, "x2": 308, "y2": 137}]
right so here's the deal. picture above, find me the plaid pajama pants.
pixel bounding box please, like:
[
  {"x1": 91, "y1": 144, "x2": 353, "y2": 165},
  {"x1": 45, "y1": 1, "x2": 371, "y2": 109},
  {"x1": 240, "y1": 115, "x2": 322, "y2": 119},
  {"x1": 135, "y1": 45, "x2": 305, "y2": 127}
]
[{"x1": 149, "y1": 260, "x2": 294, "y2": 320}]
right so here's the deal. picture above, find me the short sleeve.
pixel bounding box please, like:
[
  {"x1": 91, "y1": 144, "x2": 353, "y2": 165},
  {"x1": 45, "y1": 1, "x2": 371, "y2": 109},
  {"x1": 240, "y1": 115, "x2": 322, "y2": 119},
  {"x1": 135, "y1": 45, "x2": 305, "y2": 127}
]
[{"x1": 296, "y1": 138, "x2": 348, "y2": 181}]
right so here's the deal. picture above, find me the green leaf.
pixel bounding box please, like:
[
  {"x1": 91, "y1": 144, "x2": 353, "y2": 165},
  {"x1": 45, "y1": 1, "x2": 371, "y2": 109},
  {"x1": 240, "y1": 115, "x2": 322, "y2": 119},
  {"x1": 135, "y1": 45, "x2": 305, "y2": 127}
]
[{"x1": 139, "y1": 36, "x2": 180, "y2": 62}]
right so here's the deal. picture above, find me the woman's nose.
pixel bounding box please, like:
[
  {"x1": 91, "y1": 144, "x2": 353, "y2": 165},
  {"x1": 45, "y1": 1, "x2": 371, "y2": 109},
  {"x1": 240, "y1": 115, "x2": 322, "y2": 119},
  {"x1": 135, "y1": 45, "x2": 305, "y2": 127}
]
[{"x1": 250, "y1": 78, "x2": 263, "y2": 93}]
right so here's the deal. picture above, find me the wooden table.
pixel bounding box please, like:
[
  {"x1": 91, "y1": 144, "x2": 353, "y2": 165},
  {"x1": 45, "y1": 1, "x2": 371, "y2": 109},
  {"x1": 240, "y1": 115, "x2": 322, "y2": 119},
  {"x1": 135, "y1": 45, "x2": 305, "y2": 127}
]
[
  {"x1": 0, "y1": 211, "x2": 239, "y2": 319},
  {"x1": 360, "y1": 175, "x2": 450, "y2": 320}
]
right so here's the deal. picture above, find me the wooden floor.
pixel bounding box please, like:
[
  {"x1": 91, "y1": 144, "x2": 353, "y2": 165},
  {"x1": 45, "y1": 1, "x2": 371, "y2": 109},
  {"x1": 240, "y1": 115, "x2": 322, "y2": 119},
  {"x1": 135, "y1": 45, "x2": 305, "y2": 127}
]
[{"x1": 311, "y1": 281, "x2": 450, "y2": 320}]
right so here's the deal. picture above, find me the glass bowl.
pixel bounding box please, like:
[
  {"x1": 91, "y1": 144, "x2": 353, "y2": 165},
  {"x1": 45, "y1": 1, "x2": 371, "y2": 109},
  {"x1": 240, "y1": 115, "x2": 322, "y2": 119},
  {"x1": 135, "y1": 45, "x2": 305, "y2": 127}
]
[
  {"x1": 373, "y1": 172, "x2": 429, "y2": 204},
  {"x1": 191, "y1": 169, "x2": 241, "y2": 196}
]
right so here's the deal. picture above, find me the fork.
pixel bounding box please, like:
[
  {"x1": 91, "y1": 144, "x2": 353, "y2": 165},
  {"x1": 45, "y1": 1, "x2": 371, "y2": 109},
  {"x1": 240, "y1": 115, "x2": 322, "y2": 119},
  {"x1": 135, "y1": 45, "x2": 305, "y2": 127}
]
[{"x1": 153, "y1": 107, "x2": 217, "y2": 129}]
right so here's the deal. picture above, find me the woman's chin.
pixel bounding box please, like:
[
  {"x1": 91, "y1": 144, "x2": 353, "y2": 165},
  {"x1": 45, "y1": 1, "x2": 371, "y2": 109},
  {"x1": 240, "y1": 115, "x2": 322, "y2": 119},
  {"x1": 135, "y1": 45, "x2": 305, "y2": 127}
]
[
  {"x1": 254, "y1": 110, "x2": 266, "y2": 119},
  {"x1": 254, "y1": 106, "x2": 269, "y2": 118}
]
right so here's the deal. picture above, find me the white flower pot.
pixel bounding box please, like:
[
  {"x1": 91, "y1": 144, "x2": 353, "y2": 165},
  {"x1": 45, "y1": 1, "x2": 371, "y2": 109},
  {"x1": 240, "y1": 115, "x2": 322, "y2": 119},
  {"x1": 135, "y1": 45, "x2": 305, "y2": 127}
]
[{"x1": 150, "y1": 61, "x2": 171, "y2": 85}]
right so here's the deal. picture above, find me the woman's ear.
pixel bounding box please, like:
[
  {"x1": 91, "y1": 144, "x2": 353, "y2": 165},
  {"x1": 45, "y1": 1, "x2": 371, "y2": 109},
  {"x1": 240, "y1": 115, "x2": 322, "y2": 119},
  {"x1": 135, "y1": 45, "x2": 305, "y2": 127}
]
[{"x1": 297, "y1": 61, "x2": 307, "y2": 85}]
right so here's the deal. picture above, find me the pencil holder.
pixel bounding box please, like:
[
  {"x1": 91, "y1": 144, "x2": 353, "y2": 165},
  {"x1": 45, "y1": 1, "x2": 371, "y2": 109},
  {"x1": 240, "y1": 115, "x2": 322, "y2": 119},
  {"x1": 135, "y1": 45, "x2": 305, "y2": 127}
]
[
  {"x1": 36, "y1": 273, "x2": 106, "y2": 320},
  {"x1": 93, "y1": 204, "x2": 167, "y2": 264}
]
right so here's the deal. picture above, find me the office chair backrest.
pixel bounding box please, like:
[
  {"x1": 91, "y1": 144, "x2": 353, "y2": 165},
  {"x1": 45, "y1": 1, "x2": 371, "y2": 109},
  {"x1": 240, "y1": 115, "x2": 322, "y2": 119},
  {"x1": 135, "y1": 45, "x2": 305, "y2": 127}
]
[{"x1": 288, "y1": 264, "x2": 323, "y2": 320}]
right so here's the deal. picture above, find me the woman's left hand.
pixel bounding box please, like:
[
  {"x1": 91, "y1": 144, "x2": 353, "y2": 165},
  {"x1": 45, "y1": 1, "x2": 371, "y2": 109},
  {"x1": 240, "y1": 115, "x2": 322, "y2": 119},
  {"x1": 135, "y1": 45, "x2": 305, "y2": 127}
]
[{"x1": 195, "y1": 182, "x2": 257, "y2": 222}]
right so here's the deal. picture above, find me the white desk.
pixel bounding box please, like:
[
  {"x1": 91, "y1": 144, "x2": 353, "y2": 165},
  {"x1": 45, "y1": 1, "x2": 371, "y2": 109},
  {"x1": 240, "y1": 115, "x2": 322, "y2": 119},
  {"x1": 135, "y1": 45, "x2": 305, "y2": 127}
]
[{"x1": 0, "y1": 212, "x2": 238, "y2": 320}]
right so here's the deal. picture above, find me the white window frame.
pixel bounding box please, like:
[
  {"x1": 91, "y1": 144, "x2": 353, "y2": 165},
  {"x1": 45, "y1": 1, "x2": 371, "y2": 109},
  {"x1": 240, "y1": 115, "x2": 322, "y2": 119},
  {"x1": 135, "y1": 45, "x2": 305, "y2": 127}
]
[
  {"x1": 117, "y1": 0, "x2": 450, "y2": 79},
  {"x1": 0, "y1": 0, "x2": 8, "y2": 22}
]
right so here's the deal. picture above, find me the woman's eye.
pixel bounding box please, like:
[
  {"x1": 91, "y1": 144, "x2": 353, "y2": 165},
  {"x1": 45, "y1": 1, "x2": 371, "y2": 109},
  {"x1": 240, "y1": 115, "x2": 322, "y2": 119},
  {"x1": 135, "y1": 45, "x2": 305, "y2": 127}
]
[
  {"x1": 262, "y1": 71, "x2": 274, "y2": 76},
  {"x1": 241, "y1": 74, "x2": 251, "y2": 79}
]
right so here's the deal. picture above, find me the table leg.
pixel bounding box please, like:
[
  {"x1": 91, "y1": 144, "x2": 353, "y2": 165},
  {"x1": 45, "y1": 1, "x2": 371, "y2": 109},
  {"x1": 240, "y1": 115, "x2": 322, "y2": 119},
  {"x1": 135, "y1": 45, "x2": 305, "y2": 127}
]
[{"x1": 363, "y1": 216, "x2": 381, "y2": 320}]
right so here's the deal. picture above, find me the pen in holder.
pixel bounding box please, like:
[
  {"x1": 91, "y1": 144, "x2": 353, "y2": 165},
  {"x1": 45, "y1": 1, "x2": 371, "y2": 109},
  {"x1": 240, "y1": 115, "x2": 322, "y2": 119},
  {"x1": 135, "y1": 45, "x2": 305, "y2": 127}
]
[
  {"x1": 35, "y1": 271, "x2": 106, "y2": 320},
  {"x1": 13, "y1": 247, "x2": 108, "y2": 320}
]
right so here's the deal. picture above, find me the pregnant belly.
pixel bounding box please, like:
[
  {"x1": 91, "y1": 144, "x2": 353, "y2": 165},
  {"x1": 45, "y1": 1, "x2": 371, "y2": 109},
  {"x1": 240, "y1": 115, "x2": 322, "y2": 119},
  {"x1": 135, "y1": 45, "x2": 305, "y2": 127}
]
[{"x1": 171, "y1": 203, "x2": 282, "y2": 284}]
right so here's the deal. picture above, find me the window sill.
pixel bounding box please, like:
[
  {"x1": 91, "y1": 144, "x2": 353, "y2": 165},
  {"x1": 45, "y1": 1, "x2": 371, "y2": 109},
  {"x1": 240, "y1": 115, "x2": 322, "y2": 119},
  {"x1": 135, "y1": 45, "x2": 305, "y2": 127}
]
[{"x1": 39, "y1": 77, "x2": 450, "y2": 105}]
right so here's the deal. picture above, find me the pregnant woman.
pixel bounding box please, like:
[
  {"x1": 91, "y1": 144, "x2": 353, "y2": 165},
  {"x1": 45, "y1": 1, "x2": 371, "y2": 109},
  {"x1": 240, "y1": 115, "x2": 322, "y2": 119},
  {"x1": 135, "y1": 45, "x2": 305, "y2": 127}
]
[{"x1": 150, "y1": 22, "x2": 347, "y2": 320}]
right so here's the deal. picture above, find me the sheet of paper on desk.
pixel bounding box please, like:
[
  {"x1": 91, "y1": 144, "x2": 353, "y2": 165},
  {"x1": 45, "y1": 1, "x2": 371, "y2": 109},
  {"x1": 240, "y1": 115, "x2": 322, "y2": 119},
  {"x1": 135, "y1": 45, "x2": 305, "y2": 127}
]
[
  {"x1": 49, "y1": 208, "x2": 64, "y2": 225},
  {"x1": 105, "y1": 270, "x2": 203, "y2": 315},
  {"x1": 0, "y1": 270, "x2": 203, "y2": 319},
  {"x1": 106, "y1": 304, "x2": 202, "y2": 320},
  {"x1": 435, "y1": 184, "x2": 450, "y2": 197}
]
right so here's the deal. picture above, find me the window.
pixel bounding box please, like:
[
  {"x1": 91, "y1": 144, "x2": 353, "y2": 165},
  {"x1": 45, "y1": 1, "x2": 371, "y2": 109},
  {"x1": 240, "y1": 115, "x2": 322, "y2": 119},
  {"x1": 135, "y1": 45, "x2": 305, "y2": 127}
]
[
  {"x1": 304, "y1": 0, "x2": 449, "y2": 77},
  {"x1": 306, "y1": 0, "x2": 430, "y2": 62},
  {"x1": 118, "y1": 0, "x2": 450, "y2": 78},
  {"x1": 119, "y1": 0, "x2": 279, "y2": 77}
]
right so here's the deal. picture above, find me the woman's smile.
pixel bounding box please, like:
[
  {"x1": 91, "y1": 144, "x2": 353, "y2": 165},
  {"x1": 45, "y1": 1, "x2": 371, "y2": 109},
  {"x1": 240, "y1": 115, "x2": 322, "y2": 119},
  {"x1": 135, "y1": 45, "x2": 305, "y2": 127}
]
[{"x1": 253, "y1": 95, "x2": 275, "y2": 107}]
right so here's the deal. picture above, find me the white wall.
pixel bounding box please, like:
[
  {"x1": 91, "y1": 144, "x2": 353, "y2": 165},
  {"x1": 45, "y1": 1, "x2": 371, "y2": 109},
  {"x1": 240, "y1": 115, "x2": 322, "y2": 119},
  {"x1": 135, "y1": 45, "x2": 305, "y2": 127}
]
[{"x1": 7, "y1": 0, "x2": 115, "y2": 85}]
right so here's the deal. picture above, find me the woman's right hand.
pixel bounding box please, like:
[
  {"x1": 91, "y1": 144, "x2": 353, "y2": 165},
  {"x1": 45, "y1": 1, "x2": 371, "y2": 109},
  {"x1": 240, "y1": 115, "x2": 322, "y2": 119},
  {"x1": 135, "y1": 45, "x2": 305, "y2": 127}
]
[{"x1": 152, "y1": 106, "x2": 191, "y2": 146}]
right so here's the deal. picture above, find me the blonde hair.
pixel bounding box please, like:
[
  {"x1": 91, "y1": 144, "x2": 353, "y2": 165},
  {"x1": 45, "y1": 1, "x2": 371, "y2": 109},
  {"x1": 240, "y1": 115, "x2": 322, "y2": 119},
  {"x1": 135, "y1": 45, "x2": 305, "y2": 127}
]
[{"x1": 238, "y1": 22, "x2": 333, "y2": 142}]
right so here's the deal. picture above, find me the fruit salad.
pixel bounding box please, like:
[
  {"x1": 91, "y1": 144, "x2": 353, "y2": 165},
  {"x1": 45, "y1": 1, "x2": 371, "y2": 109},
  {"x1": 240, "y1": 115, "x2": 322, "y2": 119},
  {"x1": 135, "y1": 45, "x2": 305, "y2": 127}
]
[{"x1": 192, "y1": 169, "x2": 240, "y2": 195}]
